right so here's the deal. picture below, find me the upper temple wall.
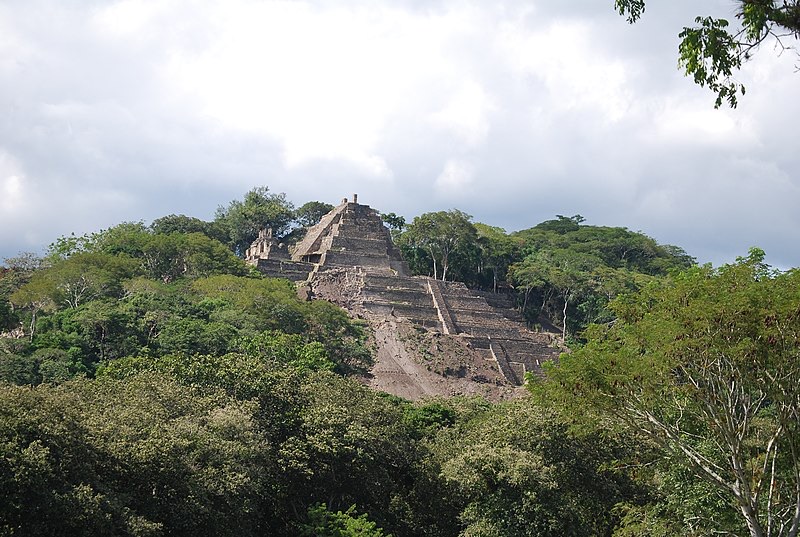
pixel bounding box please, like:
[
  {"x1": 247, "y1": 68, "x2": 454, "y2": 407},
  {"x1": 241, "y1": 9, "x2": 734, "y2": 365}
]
[{"x1": 290, "y1": 195, "x2": 409, "y2": 276}]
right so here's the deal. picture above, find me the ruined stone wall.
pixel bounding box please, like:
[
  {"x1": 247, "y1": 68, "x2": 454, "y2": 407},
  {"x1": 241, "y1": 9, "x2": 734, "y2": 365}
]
[{"x1": 247, "y1": 196, "x2": 560, "y2": 390}]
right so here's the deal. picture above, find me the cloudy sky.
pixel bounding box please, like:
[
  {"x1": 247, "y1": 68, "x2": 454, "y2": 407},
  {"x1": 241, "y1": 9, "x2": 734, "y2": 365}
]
[{"x1": 1, "y1": 0, "x2": 798, "y2": 268}]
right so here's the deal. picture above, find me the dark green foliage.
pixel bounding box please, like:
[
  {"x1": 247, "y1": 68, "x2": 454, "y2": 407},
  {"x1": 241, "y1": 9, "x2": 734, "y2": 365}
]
[
  {"x1": 0, "y1": 347, "x2": 84, "y2": 385},
  {"x1": 6, "y1": 225, "x2": 369, "y2": 381},
  {"x1": 302, "y1": 504, "x2": 389, "y2": 536},
  {"x1": 537, "y1": 250, "x2": 800, "y2": 536},
  {"x1": 508, "y1": 219, "x2": 694, "y2": 338},
  {"x1": 402, "y1": 400, "x2": 456, "y2": 436},
  {"x1": 380, "y1": 212, "x2": 406, "y2": 232},
  {"x1": 0, "y1": 353, "x2": 39, "y2": 385},
  {"x1": 473, "y1": 223, "x2": 522, "y2": 292},
  {"x1": 0, "y1": 266, "x2": 18, "y2": 330},
  {"x1": 614, "y1": 0, "x2": 800, "y2": 107},
  {"x1": 96, "y1": 356, "x2": 432, "y2": 536},
  {"x1": 430, "y1": 400, "x2": 646, "y2": 537},
  {"x1": 150, "y1": 214, "x2": 228, "y2": 243},
  {"x1": 397, "y1": 210, "x2": 479, "y2": 282},
  {"x1": 0, "y1": 376, "x2": 269, "y2": 537},
  {"x1": 295, "y1": 201, "x2": 335, "y2": 228},
  {"x1": 214, "y1": 186, "x2": 295, "y2": 254},
  {"x1": 393, "y1": 210, "x2": 692, "y2": 338},
  {"x1": 532, "y1": 214, "x2": 584, "y2": 234},
  {"x1": 6, "y1": 191, "x2": 778, "y2": 537}
]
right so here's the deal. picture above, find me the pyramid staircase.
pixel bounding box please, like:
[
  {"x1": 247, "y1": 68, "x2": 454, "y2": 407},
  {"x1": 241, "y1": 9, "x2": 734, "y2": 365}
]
[{"x1": 249, "y1": 196, "x2": 561, "y2": 386}]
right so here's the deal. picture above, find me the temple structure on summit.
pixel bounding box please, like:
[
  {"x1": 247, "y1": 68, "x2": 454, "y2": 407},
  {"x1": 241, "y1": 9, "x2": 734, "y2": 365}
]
[
  {"x1": 245, "y1": 195, "x2": 561, "y2": 389},
  {"x1": 291, "y1": 194, "x2": 410, "y2": 275},
  {"x1": 245, "y1": 195, "x2": 409, "y2": 280},
  {"x1": 245, "y1": 228, "x2": 290, "y2": 261}
]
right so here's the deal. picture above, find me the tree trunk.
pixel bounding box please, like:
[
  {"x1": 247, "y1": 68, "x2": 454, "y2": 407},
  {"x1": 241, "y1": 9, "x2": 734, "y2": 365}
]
[
  {"x1": 29, "y1": 309, "x2": 37, "y2": 342},
  {"x1": 441, "y1": 250, "x2": 449, "y2": 281},
  {"x1": 738, "y1": 502, "x2": 764, "y2": 537},
  {"x1": 429, "y1": 246, "x2": 438, "y2": 280}
]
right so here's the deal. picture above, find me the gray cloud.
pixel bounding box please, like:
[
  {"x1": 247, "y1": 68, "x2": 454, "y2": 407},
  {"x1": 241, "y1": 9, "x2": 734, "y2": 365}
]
[{"x1": 1, "y1": 0, "x2": 797, "y2": 270}]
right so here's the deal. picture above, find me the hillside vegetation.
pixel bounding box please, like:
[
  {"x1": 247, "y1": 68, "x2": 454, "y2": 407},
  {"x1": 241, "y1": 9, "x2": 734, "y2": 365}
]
[
  {"x1": 394, "y1": 211, "x2": 693, "y2": 340},
  {"x1": 1, "y1": 188, "x2": 798, "y2": 537}
]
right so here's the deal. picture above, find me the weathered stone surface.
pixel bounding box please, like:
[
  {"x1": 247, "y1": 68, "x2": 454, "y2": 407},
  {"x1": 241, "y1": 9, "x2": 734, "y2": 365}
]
[
  {"x1": 245, "y1": 227, "x2": 291, "y2": 263},
  {"x1": 291, "y1": 197, "x2": 410, "y2": 275},
  {"x1": 245, "y1": 196, "x2": 563, "y2": 399}
]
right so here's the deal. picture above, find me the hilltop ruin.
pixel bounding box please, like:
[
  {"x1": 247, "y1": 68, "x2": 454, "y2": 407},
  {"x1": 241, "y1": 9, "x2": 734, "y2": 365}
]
[{"x1": 246, "y1": 195, "x2": 561, "y2": 400}]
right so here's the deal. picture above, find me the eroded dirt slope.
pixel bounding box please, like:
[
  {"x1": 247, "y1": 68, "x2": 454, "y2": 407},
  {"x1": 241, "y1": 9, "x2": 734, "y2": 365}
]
[{"x1": 310, "y1": 269, "x2": 521, "y2": 401}]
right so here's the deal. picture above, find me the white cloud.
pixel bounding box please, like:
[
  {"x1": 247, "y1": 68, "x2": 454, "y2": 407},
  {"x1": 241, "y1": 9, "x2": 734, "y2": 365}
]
[
  {"x1": 430, "y1": 81, "x2": 494, "y2": 147},
  {"x1": 652, "y1": 101, "x2": 750, "y2": 147},
  {"x1": 435, "y1": 159, "x2": 474, "y2": 195},
  {"x1": 163, "y1": 1, "x2": 447, "y2": 176},
  {"x1": 494, "y1": 19, "x2": 634, "y2": 121},
  {"x1": 0, "y1": 152, "x2": 27, "y2": 215},
  {"x1": 0, "y1": 0, "x2": 798, "y2": 269},
  {"x1": 91, "y1": 0, "x2": 162, "y2": 39}
]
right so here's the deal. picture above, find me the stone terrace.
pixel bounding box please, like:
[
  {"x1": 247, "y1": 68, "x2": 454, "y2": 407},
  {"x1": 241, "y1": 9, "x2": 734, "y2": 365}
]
[{"x1": 248, "y1": 195, "x2": 562, "y2": 387}]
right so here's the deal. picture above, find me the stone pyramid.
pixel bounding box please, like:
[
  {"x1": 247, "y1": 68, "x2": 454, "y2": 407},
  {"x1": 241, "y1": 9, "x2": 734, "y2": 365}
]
[{"x1": 247, "y1": 195, "x2": 561, "y2": 399}]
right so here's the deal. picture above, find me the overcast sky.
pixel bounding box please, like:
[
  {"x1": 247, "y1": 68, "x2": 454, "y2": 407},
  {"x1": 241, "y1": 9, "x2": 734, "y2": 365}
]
[{"x1": 1, "y1": 0, "x2": 798, "y2": 268}]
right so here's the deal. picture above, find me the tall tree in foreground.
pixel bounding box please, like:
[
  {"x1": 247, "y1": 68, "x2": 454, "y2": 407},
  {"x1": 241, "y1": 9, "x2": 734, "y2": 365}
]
[
  {"x1": 539, "y1": 249, "x2": 800, "y2": 537},
  {"x1": 614, "y1": 0, "x2": 800, "y2": 107}
]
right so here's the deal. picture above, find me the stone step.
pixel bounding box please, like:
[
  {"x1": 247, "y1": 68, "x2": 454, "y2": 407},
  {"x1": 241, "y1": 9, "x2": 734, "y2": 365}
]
[
  {"x1": 472, "y1": 290, "x2": 518, "y2": 310},
  {"x1": 363, "y1": 288, "x2": 435, "y2": 307},
  {"x1": 439, "y1": 294, "x2": 495, "y2": 311},
  {"x1": 322, "y1": 251, "x2": 393, "y2": 269},
  {"x1": 363, "y1": 303, "x2": 442, "y2": 330},
  {"x1": 364, "y1": 274, "x2": 429, "y2": 290},
  {"x1": 453, "y1": 324, "x2": 532, "y2": 340},
  {"x1": 254, "y1": 259, "x2": 313, "y2": 282}
]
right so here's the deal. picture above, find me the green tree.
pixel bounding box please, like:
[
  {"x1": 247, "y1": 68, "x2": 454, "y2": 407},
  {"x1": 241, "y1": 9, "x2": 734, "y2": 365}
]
[
  {"x1": 380, "y1": 212, "x2": 406, "y2": 232},
  {"x1": 295, "y1": 201, "x2": 335, "y2": 228},
  {"x1": 509, "y1": 217, "x2": 693, "y2": 337},
  {"x1": 0, "y1": 375, "x2": 270, "y2": 536},
  {"x1": 0, "y1": 254, "x2": 45, "y2": 331},
  {"x1": 72, "y1": 223, "x2": 247, "y2": 282},
  {"x1": 215, "y1": 187, "x2": 295, "y2": 255},
  {"x1": 302, "y1": 504, "x2": 390, "y2": 537},
  {"x1": 614, "y1": 0, "x2": 800, "y2": 107},
  {"x1": 474, "y1": 223, "x2": 521, "y2": 292},
  {"x1": 539, "y1": 249, "x2": 800, "y2": 537},
  {"x1": 235, "y1": 331, "x2": 335, "y2": 372},
  {"x1": 431, "y1": 400, "x2": 644, "y2": 537},
  {"x1": 98, "y1": 359, "x2": 426, "y2": 536},
  {"x1": 401, "y1": 210, "x2": 478, "y2": 281},
  {"x1": 138, "y1": 232, "x2": 247, "y2": 283},
  {"x1": 532, "y1": 214, "x2": 584, "y2": 235},
  {"x1": 150, "y1": 214, "x2": 227, "y2": 243},
  {"x1": 12, "y1": 253, "x2": 138, "y2": 311},
  {"x1": 191, "y1": 275, "x2": 370, "y2": 372},
  {"x1": 509, "y1": 248, "x2": 600, "y2": 339}
]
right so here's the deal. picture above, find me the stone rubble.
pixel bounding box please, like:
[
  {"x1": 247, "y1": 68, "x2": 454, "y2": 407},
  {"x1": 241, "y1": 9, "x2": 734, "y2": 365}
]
[{"x1": 246, "y1": 195, "x2": 562, "y2": 400}]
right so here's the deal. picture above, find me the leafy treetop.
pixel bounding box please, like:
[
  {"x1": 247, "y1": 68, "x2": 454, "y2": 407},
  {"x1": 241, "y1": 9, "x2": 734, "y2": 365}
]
[{"x1": 615, "y1": 0, "x2": 800, "y2": 108}]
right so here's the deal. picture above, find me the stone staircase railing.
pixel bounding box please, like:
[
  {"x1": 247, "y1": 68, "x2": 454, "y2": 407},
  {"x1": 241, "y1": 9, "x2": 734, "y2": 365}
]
[
  {"x1": 488, "y1": 340, "x2": 520, "y2": 385},
  {"x1": 427, "y1": 279, "x2": 458, "y2": 335}
]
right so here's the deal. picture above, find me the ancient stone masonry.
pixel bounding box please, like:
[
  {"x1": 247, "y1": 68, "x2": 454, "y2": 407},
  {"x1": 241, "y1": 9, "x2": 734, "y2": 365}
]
[
  {"x1": 429, "y1": 280, "x2": 560, "y2": 383},
  {"x1": 246, "y1": 195, "x2": 561, "y2": 398},
  {"x1": 245, "y1": 228, "x2": 314, "y2": 282},
  {"x1": 291, "y1": 196, "x2": 410, "y2": 276}
]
